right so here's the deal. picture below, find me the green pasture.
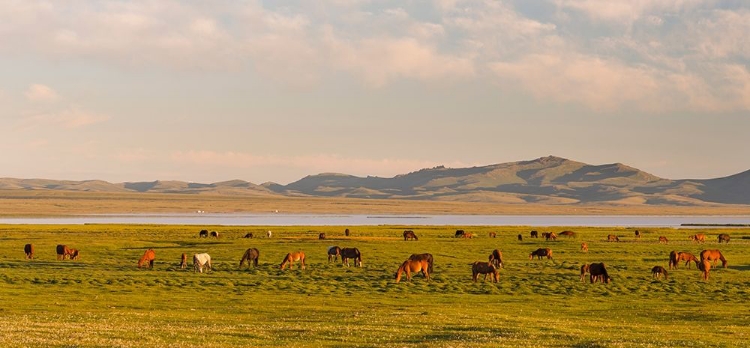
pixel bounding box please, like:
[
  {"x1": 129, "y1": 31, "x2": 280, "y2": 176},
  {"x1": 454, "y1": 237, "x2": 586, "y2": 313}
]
[{"x1": 0, "y1": 224, "x2": 748, "y2": 347}]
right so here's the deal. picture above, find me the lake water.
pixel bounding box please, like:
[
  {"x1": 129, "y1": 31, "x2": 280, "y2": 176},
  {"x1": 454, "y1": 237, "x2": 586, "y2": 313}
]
[{"x1": 1, "y1": 214, "x2": 750, "y2": 227}]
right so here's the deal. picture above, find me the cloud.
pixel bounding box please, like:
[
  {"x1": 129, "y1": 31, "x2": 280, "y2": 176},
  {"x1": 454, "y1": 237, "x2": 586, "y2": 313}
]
[
  {"x1": 17, "y1": 106, "x2": 109, "y2": 130},
  {"x1": 25, "y1": 84, "x2": 60, "y2": 102},
  {"x1": 553, "y1": 0, "x2": 707, "y2": 25}
]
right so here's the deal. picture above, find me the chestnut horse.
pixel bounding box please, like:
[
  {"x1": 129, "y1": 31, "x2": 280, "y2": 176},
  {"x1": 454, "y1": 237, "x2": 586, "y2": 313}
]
[
  {"x1": 471, "y1": 262, "x2": 499, "y2": 283},
  {"x1": 280, "y1": 251, "x2": 306, "y2": 270},
  {"x1": 403, "y1": 230, "x2": 418, "y2": 241},
  {"x1": 462, "y1": 233, "x2": 475, "y2": 239},
  {"x1": 180, "y1": 253, "x2": 188, "y2": 269},
  {"x1": 490, "y1": 232, "x2": 497, "y2": 238},
  {"x1": 543, "y1": 232, "x2": 557, "y2": 241},
  {"x1": 24, "y1": 244, "x2": 34, "y2": 259},
  {"x1": 193, "y1": 253, "x2": 212, "y2": 273},
  {"x1": 408, "y1": 253, "x2": 434, "y2": 274},
  {"x1": 327, "y1": 246, "x2": 341, "y2": 262},
  {"x1": 529, "y1": 248, "x2": 552, "y2": 260},
  {"x1": 559, "y1": 231, "x2": 576, "y2": 238},
  {"x1": 239, "y1": 248, "x2": 260, "y2": 268},
  {"x1": 137, "y1": 249, "x2": 156, "y2": 269},
  {"x1": 668, "y1": 251, "x2": 679, "y2": 270},
  {"x1": 699, "y1": 260, "x2": 711, "y2": 280},
  {"x1": 340, "y1": 247, "x2": 362, "y2": 267},
  {"x1": 717, "y1": 234, "x2": 730, "y2": 243},
  {"x1": 488, "y1": 249, "x2": 503, "y2": 268},
  {"x1": 659, "y1": 236, "x2": 668, "y2": 244},
  {"x1": 69, "y1": 249, "x2": 80, "y2": 260},
  {"x1": 676, "y1": 252, "x2": 699, "y2": 269},
  {"x1": 651, "y1": 266, "x2": 668, "y2": 280},
  {"x1": 581, "y1": 243, "x2": 588, "y2": 252},
  {"x1": 56, "y1": 244, "x2": 72, "y2": 260},
  {"x1": 588, "y1": 263, "x2": 611, "y2": 283},
  {"x1": 689, "y1": 234, "x2": 706, "y2": 243},
  {"x1": 700, "y1": 249, "x2": 727, "y2": 268},
  {"x1": 395, "y1": 259, "x2": 430, "y2": 283},
  {"x1": 580, "y1": 264, "x2": 590, "y2": 282},
  {"x1": 607, "y1": 235, "x2": 620, "y2": 242}
]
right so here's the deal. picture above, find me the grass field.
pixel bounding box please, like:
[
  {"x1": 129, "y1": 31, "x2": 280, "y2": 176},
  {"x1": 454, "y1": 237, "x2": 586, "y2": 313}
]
[{"x1": 1, "y1": 224, "x2": 749, "y2": 347}]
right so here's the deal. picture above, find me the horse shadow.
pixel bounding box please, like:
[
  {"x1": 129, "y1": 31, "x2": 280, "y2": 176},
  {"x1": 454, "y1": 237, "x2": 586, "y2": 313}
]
[{"x1": 727, "y1": 265, "x2": 750, "y2": 271}]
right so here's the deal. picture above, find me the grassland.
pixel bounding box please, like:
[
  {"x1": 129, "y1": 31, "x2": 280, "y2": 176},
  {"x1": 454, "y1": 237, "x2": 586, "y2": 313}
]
[{"x1": 1, "y1": 224, "x2": 749, "y2": 347}]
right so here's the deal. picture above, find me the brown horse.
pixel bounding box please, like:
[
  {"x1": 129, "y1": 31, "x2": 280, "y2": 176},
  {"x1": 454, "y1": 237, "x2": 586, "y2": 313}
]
[
  {"x1": 668, "y1": 250, "x2": 679, "y2": 270},
  {"x1": 56, "y1": 244, "x2": 71, "y2": 260},
  {"x1": 580, "y1": 264, "x2": 590, "y2": 282},
  {"x1": 403, "y1": 230, "x2": 418, "y2": 241},
  {"x1": 659, "y1": 236, "x2": 669, "y2": 244},
  {"x1": 239, "y1": 248, "x2": 260, "y2": 268},
  {"x1": 717, "y1": 234, "x2": 730, "y2": 243},
  {"x1": 455, "y1": 230, "x2": 465, "y2": 238},
  {"x1": 559, "y1": 231, "x2": 576, "y2": 238},
  {"x1": 471, "y1": 262, "x2": 499, "y2": 283},
  {"x1": 280, "y1": 251, "x2": 306, "y2": 270},
  {"x1": 327, "y1": 246, "x2": 341, "y2": 262},
  {"x1": 588, "y1": 263, "x2": 611, "y2": 283},
  {"x1": 24, "y1": 244, "x2": 34, "y2": 259},
  {"x1": 488, "y1": 249, "x2": 503, "y2": 268},
  {"x1": 676, "y1": 252, "x2": 699, "y2": 269},
  {"x1": 543, "y1": 232, "x2": 557, "y2": 241},
  {"x1": 137, "y1": 249, "x2": 156, "y2": 269},
  {"x1": 530, "y1": 230, "x2": 538, "y2": 238},
  {"x1": 651, "y1": 266, "x2": 668, "y2": 280},
  {"x1": 490, "y1": 232, "x2": 497, "y2": 238},
  {"x1": 180, "y1": 253, "x2": 188, "y2": 269},
  {"x1": 199, "y1": 229, "x2": 209, "y2": 238},
  {"x1": 635, "y1": 230, "x2": 641, "y2": 239},
  {"x1": 581, "y1": 243, "x2": 588, "y2": 252},
  {"x1": 243, "y1": 233, "x2": 253, "y2": 238},
  {"x1": 699, "y1": 259, "x2": 711, "y2": 280},
  {"x1": 345, "y1": 228, "x2": 350, "y2": 236},
  {"x1": 318, "y1": 233, "x2": 326, "y2": 240},
  {"x1": 517, "y1": 234, "x2": 522, "y2": 241},
  {"x1": 700, "y1": 249, "x2": 727, "y2": 268},
  {"x1": 69, "y1": 249, "x2": 80, "y2": 260},
  {"x1": 395, "y1": 259, "x2": 430, "y2": 283},
  {"x1": 210, "y1": 231, "x2": 219, "y2": 238},
  {"x1": 409, "y1": 253, "x2": 434, "y2": 274},
  {"x1": 462, "y1": 233, "x2": 475, "y2": 239},
  {"x1": 689, "y1": 234, "x2": 706, "y2": 243},
  {"x1": 529, "y1": 248, "x2": 552, "y2": 260},
  {"x1": 340, "y1": 247, "x2": 362, "y2": 267},
  {"x1": 607, "y1": 235, "x2": 619, "y2": 242}
]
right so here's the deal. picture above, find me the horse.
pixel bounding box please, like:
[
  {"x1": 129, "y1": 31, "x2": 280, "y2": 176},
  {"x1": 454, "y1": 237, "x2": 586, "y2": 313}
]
[
  {"x1": 471, "y1": 262, "x2": 499, "y2": 283},
  {"x1": 517, "y1": 234, "x2": 522, "y2": 241},
  {"x1": 327, "y1": 246, "x2": 341, "y2": 262},
  {"x1": 280, "y1": 251, "x2": 306, "y2": 270},
  {"x1": 340, "y1": 247, "x2": 362, "y2": 267},
  {"x1": 559, "y1": 231, "x2": 576, "y2": 238},
  {"x1": 635, "y1": 230, "x2": 641, "y2": 239},
  {"x1": 689, "y1": 234, "x2": 706, "y2": 243},
  {"x1": 588, "y1": 263, "x2": 611, "y2": 283},
  {"x1": 24, "y1": 244, "x2": 34, "y2": 259},
  {"x1": 408, "y1": 253, "x2": 434, "y2": 274},
  {"x1": 455, "y1": 230, "x2": 465, "y2": 238},
  {"x1": 267, "y1": 231, "x2": 272, "y2": 238},
  {"x1": 180, "y1": 253, "x2": 188, "y2": 269},
  {"x1": 580, "y1": 264, "x2": 590, "y2": 282},
  {"x1": 607, "y1": 235, "x2": 620, "y2": 242},
  {"x1": 488, "y1": 249, "x2": 503, "y2": 268},
  {"x1": 199, "y1": 229, "x2": 209, "y2": 238},
  {"x1": 395, "y1": 259, "x2": 430, "y2": 283},
  {"x1": 69, "y1": 249, "x2": 80, "y2": 260},
  {"x1": 137, "y1": 249, "x2": 156, "y2": 269},
  {"x1": 676, "y1": 252, "x2": 700, "y2": 269},
  {"x1": 403, "y1": 230, "x2": 418, "y2": 241},
  {"x1": 462, "y1": 233, "x2": 475, "y2": 239},
  {"x1": 659, "y1": 236, "x2": 668, "y2": 244},
  {"x1": 318, "y1": 233, "x2": 326, "y2": 240},
  {"x1": 56, "y1": 244, "x2": 73, "y2": 260},
  {"x1": 490, "y1": 232, "x2": 497, "y2": 238},
  {"x1": 718, "y1": 234, "x2": 730, "y2": 243},
  {"x1": 210, "y1": 231, "x2": 219, "y2": 238},
  {"x1": 244, "y1": 233, "x2": 253, "y2": 238},
  {"x1": 529, "y1": 248, "x2": 552, "y2": 260},
  {"x1": 668, "y1": 250, "x2": 679, "y2": 270},
  {"x1": 699, "y1": 259, "x2": 711, "y2": 280},
  {"x1": 700, "y1": 249, "x2": 727, "y2": 268},
  {"x1": 581, "y1": 242, "x2": 588, "y2": 252},
  {"x1": 543, "y1": 232, "x2": 557, "y2": 241},
  {"x1": 651, "y1": 266, "x2": 668, "y2": 280},
  {"x1": 239, "y1": 248, "x2": 260, "y2": 268},
  {"x1": 530, "y1": 230, "x2": 539, "y2": 238},
  {"x1": 345, "y1": 228, "x2": 350, "y2": 236},
  {"x1": 193, "y1": 253, "x2": 212, "y2": 273}
]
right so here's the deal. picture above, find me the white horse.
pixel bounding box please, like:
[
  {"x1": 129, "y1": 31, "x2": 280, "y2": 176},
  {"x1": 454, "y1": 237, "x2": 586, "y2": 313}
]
[
  {"x1": 193, "y1": 253, "x2": 212, "y2": 273},
  {"x1": 267, "y1": 230, "x2": 272, "y2": 238}
]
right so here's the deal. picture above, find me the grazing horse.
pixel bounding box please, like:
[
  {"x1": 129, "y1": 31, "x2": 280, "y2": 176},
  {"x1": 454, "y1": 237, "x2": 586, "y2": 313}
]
[
  {"x1": 137, "y1": 249, "x2": 156, "y2": 269},
  {"x1": 651, "y1": 266, "x2": 668, "y2": 280},
  {"x1": 24, "y1": 244, "x2": 34, "y2": 259},
  {"x1": 588, "y1": 263, "x2": 611, "y2": 283},
  {"x1": 345, "y1": 228, "x2": 350, "y2": 236},
  {"x1": 267, "y1": 231, "x2": 272, "y2": 238},
  {"x1": 559, "y1": 231, "x2": 576, "y2": 238},
  {"x1": 529, "y1": 248, "x2": 553, "y2": 260},
  {"x1": 471, "y1": 262, "x2": 499, "y2": 283},
  {"x1": 69, "y1": 249, "x2": 80, "y2": 260},
  {"x1": 581, "y1": 243, "x2": 588, "y2": 252},
  {"x1": 580, "y1": 264, "x2": 590, "y2": 282},
  {"x1": 699, "y1": 260, "x2": 711, "y2": 280},
  {"x1": 327, "y1": 246, "x2": 341, "y2": 262},
  {"x1": 408, "y1": 253, "x2": 434, "y2": 274},
  {"x1": 210, "y1": 231, "x2": 219, "y2": 238},
  {"x1": 488, "y1": 249, "x2": 503, "y2": 268},
  {"x1": 543, "y1": 232, "x2": 557, "y2": 241},
  {"x1": 717, "y1": 234, "x2": 730, "y2": 243},
  {"x1": 517, "y1": 234, "x2": 523, "y2": 241},
  {"x1": 689, "y1": 234, "x2": 706, "y2": 243},
  {"x1": 659, "y1": 236, "x2": 669, "y2": 244},
  {"x1": 677, "y1": 252, "x2": 700, "y2": 269},
  {"x1": 530, "y1": 230, "x2": 539, "y2": 238},
  {"x1": 199, "y1": 229, "x2": 209, "y2": 238},
  {"x1": 455, "y1": 230, "x2": 465, "y2": 238},
  {"x1": 607, "y1": 235, "x2": 620, "y2": 242},
  {"x1": 340, "y1": 247, "x2": 362, "y2": 267},
  {"x1": 318, "y1": 233, "x2": 326, "y2": 240},
  {"x1": 280, "y1": 251, "x2": 306, "y2": 270},
  {"x1": 244, "y1": 233, "x2": 253, "y2": 238},
  {"x1": 668, "y1": 250, "x2": 679, "y2": 270},
  {"x1": 395, "y1": 259, "x2": 430, "y2": 283},
  {"x1": 490, "y1": 232, "x2": 497, "y2": 238},
  {"x1": 635, "y1": 230, "x2": 641, "y2": 239},
  {"x1": 56, "y1": 244, "x2": 73, "y2": 260},
  {"x1": 239, "y1": 248, "x2": 260, "y2": 268},
  {"x1": 180, "y1": 253, "x2": 188, "y2": 269},
  {"x1": 462, "y1": 233, "x2": 475, "y2": 239},
  {"x1": 700, "y1": 249, "x2": 727, "y2": 268},
  {"x1": 403, "y1": 230, "x2": 418, "y2": 241},
  {"x1": 193, "y1": 253, "x2": 212, "y2": 273}
]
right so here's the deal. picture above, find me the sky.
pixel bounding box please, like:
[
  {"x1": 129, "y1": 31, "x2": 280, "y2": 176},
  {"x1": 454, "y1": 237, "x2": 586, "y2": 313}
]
[{"x1": 1, "y1": 0, "x2": 749, "y2": 184}]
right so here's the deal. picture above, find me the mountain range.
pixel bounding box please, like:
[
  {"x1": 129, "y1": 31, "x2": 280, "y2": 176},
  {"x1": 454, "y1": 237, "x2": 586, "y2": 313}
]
[{"x1": 2, "y1": 156, "x2": 749, "y2": 205}]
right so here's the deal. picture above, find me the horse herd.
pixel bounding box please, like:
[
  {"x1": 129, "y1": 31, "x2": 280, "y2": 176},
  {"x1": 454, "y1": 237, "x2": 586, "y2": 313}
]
[{"x1": 20, "y1": 228, "x2": 734, "y2": 283}]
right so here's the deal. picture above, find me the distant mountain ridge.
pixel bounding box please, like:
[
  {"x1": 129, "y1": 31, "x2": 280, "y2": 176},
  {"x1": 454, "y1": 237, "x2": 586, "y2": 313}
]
[{"x1": 2, "y1": 156, "x2": 749, "y2": 205}]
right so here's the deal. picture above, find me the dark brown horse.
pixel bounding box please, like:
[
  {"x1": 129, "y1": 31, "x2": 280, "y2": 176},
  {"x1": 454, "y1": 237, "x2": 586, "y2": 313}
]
[
  {"x1": 24, "y1": 244, "x2": 34, "y2": 259},
  {"x1": 327, "y1": 246, "x2": 341, "y2": 262},
  {"x1": 471, "y1": 262, "x2": 499, "y2": 283},
  {"x1": 700, "y1": 249, "x2": 727, "y2": 268},
  {"x1": 137, "y1": 249, "x2": 156, "y2": 269},
  {"x1": 318, "y1": 233, "x2": 326, "y2": 240},
  {"x1": 559, "y1": 231, "x2": 576, "y2": 238},
  {"x1": 395, "y1": 259, "x2": 430, "y2": 283},
  {"x1": 239, "y1": 248, "x2": 260, "y2": 268},
  {"x1": 243, "y1": 233, "x2": 253, "y2": 238},
  {"x1": 676, "y1": 252, "x2": 700, "y2": 269},
  {"x1": 530, "y1": 230, "x2": 538, "y2": 238},
  {"x1": 651, "y1": 266, "x2": 668, "y2": 280},
  {"x1": 717, "y1": 234, "x2": 730, "y2": 243},
  {"x1": 488, "y1": 249, "x2": 503, "y2": 268},
  {"x1": 403, "y1": 230, "x2": 418, "y2": 241},
  {"x1": 517, "y1": 234, "x2": 522, "y2": 241},
  {"x1": 199, "y1": 229, "x2": 209, "y2": 238},
  {"x1": 56, "y1": 244, "x2": 73, "y2": 260},
  {"x1": 455, "y1": 230, "x2": 465, "y2": 238},
  {"x1": 588, "y1": 263, "x2": 611, "y2": 283},
  {"x1": 345, "y1": 228, "x2": 350, "y2": 236},
  {"x1": 210, "y1": 231, "x2": 219, "y2": 238},
  {"x1": 340, "y1": 247, "x2": 362, "y2": 267},
  {"x1": 635, "y1": 230, "x2": 641, "y2": 239},
  {"x1": 408, "y1": 253, "x2": 434, "y2": 274},
  {"x1": 529, "y1": 248, "x2": 552, "y2": 260},
  {"x1": 668, "y1": 250, "x2": 679, "y2": 270},
  {"x1": 180, "y1": 253, "x2": 188, "y2": 269},
  {"x1": 280, "y1": 251, "x2": 306, "y2": 270}
]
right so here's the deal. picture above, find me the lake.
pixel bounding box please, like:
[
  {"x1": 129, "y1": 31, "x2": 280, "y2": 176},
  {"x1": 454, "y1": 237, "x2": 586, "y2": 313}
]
[{"x1": 1, "y1": 214, "x2": 750, "y2": 227}]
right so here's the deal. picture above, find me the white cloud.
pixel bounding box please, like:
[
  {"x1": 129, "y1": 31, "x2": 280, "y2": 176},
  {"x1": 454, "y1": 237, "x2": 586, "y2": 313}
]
[
  {"x1": 18, "y1": 106, "x2": 109, "y2": 130},
  {"x1": 25, "y1": 84, "x2": 60, "y2": 102},
  {"x1": 553, "y1": 0, "x2": 708, "y2": 25}
]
